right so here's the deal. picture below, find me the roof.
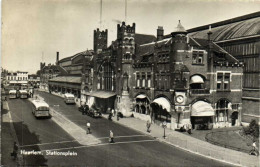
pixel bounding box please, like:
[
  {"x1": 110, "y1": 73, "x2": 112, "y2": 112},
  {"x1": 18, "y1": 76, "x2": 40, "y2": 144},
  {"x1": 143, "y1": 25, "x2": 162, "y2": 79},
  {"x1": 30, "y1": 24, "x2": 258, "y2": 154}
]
[
  {"x1": 19, "y1": 90, "x2": 28, "y2": 93},
  {"x1": 188, "y1": 13, "x2": 260, "y2": 41},
  {"x1": 49, "y1": 76, "x2": 81, "y2": 84},
  {"x1": 59, "y1": 50, "x2": 94, "y2": 63},
  {"x1": 64, "y1": 93, "x2": 75, "y2": 97},
  {"x1": 42, "y1": 64, "x2": 68, "y2": 75},
  {"x1": 190, "y1": 37, "x2": 239, "y2": 63},
  {"x1": 31, "y1": 100, "x2": 49, "y2": 109},
  {"x1": 135, "y1": 33, "x2": 156, "y2": 45},
  {"x1": 172, "y1": 20, "x2": 187, "y2": 34},
  {"x1": 9, "y1": 90, "x2": 16, "y2": 93}
]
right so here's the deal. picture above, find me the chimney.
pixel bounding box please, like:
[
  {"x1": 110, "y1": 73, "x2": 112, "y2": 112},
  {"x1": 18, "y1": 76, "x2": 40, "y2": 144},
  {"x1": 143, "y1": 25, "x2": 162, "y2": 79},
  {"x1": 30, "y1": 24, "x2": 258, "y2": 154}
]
[
  {"x1": 56, "y1": 52, "x2": 59, "y2": 65},
  {"x1": 157, "y1": 26, "x2": 164, "y2": 41}
]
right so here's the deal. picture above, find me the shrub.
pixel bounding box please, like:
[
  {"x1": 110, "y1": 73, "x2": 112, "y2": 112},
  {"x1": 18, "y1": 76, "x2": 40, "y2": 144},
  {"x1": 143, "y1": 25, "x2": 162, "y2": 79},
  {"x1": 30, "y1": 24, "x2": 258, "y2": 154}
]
[{"x1": 249, "y1": 119, "x2": 259, "y2": 141}]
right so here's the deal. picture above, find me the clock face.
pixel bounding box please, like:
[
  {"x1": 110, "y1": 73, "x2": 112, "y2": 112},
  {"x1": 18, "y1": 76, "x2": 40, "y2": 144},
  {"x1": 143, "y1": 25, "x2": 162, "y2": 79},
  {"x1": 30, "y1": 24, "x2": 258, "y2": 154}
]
[{"x1": 176, "y1": 95, "x2": 184, "y2": 103}]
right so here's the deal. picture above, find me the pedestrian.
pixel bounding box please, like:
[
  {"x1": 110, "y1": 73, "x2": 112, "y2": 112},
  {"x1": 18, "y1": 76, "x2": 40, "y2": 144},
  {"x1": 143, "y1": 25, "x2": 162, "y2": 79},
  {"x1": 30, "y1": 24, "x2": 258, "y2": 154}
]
[
  {"x1": 11, "y1": 142, "x2": 18, "y2": 160},
  {"x1": 109, "y1": 130, "x2": 114, "y2": 143},
  {"x1": 86, "y1": 122, "x2": 91, "y2": 134},
  {"x1": 111, "y1": 109, "x2": 115, "y2": 117},
  {"x1": 252, "y1": 141, "x2": 258, "y2": 152},
  {"x1": 146, "y1": 120, "x2": 151, "y2": 133},
  {"x1": 187, "y1": 124, "x2": 192, "y2": 135}
]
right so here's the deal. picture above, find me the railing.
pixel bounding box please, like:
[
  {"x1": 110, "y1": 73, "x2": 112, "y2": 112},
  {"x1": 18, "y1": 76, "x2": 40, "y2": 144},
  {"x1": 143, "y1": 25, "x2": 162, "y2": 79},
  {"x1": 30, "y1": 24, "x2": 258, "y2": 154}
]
[{"x1": 190, "y1": 89, "x2": 210, "y2": 95}]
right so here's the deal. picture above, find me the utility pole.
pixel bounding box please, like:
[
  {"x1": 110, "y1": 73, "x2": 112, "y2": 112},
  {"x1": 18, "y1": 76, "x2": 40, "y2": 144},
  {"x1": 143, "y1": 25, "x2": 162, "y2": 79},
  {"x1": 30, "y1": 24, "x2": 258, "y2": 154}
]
[
  {"x1": 100, "y1": 0, "x2": 102, "y2": 28},
  {"x1": 125, "y1": 0, "x2": 127, "y2": 23}
]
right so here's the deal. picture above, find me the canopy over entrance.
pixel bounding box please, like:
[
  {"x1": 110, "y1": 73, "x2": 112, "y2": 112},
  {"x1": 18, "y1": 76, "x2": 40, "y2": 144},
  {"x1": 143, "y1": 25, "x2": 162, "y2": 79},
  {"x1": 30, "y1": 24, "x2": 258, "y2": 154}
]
[
  {"x1": 190, "y1": 75, "x2": 204, "y2": 84},
  {"x1": 151, "y1": 97, "x2": 171, "y2": 112},
  {"x1": 86, "y1": 91, "x2": 116, "y2": 99},
  {"x1": 191, "y1": 101, "x2": 214, "y2": 116},
  {"x1": 136, "y1": 94, "x2": 147, "y2": 99}
]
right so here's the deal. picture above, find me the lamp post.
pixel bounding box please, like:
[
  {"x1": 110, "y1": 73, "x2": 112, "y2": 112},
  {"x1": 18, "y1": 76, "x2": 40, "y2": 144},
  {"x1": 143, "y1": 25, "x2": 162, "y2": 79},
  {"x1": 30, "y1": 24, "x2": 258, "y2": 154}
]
[{"x1": 162, "y1": 121, "x2": 167, "y2": 139}]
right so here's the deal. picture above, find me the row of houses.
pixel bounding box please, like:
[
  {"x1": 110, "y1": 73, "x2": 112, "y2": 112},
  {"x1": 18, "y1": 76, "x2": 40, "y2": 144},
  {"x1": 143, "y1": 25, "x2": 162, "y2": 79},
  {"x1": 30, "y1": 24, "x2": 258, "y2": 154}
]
[{"x1": 40, "y1": 12, "x2": 260, "y2": 129}]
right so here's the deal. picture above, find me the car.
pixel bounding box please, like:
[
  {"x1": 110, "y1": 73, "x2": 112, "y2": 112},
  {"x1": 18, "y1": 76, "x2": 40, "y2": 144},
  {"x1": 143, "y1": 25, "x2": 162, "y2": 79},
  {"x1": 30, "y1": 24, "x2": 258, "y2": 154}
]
[
  {"x1": 78, "y1": 105, "x2": 89, "y2": 115},
  {"x1": 88, "y1": 108, "x2": 102, "y2": 118}
]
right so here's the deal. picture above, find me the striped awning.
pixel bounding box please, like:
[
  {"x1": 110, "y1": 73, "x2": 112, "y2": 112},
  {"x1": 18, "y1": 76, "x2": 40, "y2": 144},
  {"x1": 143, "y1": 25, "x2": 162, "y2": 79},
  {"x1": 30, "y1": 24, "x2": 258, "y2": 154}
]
[
  {"x1": 191, "y1": 101, "x2": 214, "y2": 117},
  {"x1": 151, "y1": 97, "x2": 171, "y2": 112},
  {"x1": 136, "y1": 94, "x2": 147, "y2": 99},
  {"x1": 85, "y1": 91, "x2": 116, "y2": 99},
  {"x1": 190, "y1": 75, "x2": 204, "y2": 84}
]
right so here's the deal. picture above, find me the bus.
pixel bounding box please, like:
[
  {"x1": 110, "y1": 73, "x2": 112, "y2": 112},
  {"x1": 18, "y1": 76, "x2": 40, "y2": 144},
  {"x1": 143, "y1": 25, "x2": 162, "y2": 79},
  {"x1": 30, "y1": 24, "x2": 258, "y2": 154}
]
[
  {"x1": 9, "y1": 90, "x2": 17, "y2": 99},
  {"x1": 19, "y1": 90, "x2": 28, "y2": 99},
  {"x1": 31, "y1": 100, "x2": 51, "y2": 118},
  {"x1": 64, "y1": 93, "x2": 75, "y2": 104}
]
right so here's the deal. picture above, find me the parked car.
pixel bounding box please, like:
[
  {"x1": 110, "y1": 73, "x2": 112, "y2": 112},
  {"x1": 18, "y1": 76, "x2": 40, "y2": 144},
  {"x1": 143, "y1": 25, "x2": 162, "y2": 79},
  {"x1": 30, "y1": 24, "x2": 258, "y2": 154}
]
[
  {"x1": 88, "y1": 108, "x2": 102, "y2": 118},
  {"x1": 78, "y1": 105, "x2": 89, "y2": 115}
]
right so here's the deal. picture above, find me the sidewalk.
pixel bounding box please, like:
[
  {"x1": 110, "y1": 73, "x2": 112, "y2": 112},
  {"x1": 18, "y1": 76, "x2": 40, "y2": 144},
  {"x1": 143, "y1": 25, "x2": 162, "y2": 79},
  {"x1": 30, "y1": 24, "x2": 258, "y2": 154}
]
[
  {"x1": 104, "y1": 114, "x2": 259, "y2": 167},
  {"x1": 1, "y1": 101, "x2": 23, "y2": 166}
]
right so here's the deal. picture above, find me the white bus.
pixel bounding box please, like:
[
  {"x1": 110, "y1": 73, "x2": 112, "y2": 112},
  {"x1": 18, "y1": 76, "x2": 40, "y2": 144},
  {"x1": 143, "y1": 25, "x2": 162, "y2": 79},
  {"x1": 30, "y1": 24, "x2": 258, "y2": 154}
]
[
  {"x1": 64, "y1": 93, "x2": 75, "y2": 104},
  {"x1": 31, "y1": 100, "x2": 51, "y2": 118},
  {"x1": 9, "y1": 90, "x2": 17, "y2": 99},
  {"x1": 19, "y1": 90, "x2": 28, "y2": 99}
]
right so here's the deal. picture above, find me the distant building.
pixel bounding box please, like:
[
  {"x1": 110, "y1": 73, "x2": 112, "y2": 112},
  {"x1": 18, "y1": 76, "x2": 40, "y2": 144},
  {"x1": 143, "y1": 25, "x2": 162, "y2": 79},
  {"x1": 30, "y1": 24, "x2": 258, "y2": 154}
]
[{"x1": 6, "y1": 71, "x2": 28, "y2": 85}]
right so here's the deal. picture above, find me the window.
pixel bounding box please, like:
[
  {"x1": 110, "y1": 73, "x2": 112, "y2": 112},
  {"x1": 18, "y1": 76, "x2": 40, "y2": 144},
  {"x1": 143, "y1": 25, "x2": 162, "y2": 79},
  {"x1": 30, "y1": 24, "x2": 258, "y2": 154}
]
[
  {"x1": 192, "y1": 51, "x2": 204, "y2": 64},
  {"x1": 147, "y1": 74, "x2": 151, "y2": 88},
  {"x1": 136, "y1": 73, "x2": 140, "y2": 87},
  {"x1": 142, "y1": 73, "x2": 146, "y2": 88},
  {"x1": 217, "y1": 72, "x2": 231, "y2": 91}
]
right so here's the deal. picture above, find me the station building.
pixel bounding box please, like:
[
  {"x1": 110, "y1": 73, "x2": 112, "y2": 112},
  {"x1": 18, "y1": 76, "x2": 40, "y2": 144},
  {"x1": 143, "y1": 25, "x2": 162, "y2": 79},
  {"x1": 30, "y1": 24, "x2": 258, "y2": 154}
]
[
  {"x1": 39, "y1": 12, "x2": 260, "y2": 128},
  {"x1": 84, "y1": 21, "x2": 243, "y2": 130}
]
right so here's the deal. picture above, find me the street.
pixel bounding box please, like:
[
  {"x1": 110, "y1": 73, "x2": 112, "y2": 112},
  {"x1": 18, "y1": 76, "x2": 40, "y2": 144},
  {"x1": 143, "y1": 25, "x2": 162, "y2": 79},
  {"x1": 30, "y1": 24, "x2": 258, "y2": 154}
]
[{"x1": 3, "y1": 91, "x2": 234, "y2": 166}]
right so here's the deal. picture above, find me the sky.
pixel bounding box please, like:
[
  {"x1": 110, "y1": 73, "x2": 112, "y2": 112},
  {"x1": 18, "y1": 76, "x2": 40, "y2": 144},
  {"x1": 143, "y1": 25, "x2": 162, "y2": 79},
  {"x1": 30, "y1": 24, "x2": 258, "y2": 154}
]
[{"x1": 1, "y1": 0, "x2": 260, "y2": 74}]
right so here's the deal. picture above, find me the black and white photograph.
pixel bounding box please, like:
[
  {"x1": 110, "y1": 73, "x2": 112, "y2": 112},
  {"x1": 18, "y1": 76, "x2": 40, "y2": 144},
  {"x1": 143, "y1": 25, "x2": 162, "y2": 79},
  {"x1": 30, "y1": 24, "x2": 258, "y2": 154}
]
[{"x1": 1, "y1": 0, "x2": 260, "y2": 166}]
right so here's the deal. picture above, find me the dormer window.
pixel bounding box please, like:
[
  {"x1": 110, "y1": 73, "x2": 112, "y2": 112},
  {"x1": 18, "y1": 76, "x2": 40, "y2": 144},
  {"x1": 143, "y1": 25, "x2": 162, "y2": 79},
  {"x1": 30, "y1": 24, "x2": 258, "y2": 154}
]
[{"x1": 192, "y1": 51, "x2": 204, "y2": 65}]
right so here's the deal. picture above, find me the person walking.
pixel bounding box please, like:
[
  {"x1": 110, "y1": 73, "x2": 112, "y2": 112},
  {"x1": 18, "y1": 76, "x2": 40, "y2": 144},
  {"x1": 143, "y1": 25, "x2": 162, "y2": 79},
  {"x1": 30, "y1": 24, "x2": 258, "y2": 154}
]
[
  {"x1": 111, "y1": 109, "x2": 115, "y2": 117},
  {"x1": 146, "y1": 120, "x2": 151, "y2": 133},
  {"x1": 109, "y1": 130, "x2": 114, "y2": 143},
  {"x1": 86, "y1": 122, "x2": 91, "y2": 134},
  {"x1": 187, "y1": 124, "x2": 192, "y2": 135},
  {"x1": 12, "y1": 142, "x2": 18, "y2": 160}
]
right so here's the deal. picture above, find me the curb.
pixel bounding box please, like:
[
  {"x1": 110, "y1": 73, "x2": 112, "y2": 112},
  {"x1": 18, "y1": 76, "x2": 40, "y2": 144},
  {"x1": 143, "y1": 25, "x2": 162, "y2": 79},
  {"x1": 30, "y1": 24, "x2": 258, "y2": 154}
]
[{"x1": 102, "y1": 115, "x2": 244, "y2": 167}]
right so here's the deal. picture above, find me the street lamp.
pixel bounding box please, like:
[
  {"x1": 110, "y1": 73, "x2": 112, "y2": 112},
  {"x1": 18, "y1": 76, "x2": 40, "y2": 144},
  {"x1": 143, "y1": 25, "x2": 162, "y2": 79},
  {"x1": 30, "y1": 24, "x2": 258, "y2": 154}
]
[{"x1": 162, "y1": 121, "x2": 167, "y2": 139}]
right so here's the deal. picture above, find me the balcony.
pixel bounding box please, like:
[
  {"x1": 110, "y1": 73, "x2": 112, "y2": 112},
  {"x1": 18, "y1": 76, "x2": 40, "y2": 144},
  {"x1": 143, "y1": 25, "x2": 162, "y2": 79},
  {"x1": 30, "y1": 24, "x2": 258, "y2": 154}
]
[{"x1": 190, "y1": 89, "x2": 210, "y2": 96}]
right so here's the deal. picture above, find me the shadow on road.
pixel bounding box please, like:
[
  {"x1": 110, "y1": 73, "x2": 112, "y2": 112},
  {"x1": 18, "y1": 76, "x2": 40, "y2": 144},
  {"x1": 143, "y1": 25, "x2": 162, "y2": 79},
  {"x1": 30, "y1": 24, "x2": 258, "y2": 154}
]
[{"x1": 12, "y1": 121, "x2": 48, "y2": 166}]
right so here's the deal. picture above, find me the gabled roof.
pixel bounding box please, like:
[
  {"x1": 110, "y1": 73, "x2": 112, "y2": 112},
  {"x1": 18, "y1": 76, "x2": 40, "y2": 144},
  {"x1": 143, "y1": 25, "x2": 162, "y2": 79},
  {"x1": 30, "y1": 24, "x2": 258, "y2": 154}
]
[
  {"x1": 42, "y1": 64, "x2": 68, "y2": 75},
  {"x1": 135, "y1": 33, "x2": 156, "y2": 45},
  {"x1": 189, "y1": 37, "x2": 239, "y2": 63},
  {"x1": 59, "y1": 50, "x2": 94, "y2": 63}
]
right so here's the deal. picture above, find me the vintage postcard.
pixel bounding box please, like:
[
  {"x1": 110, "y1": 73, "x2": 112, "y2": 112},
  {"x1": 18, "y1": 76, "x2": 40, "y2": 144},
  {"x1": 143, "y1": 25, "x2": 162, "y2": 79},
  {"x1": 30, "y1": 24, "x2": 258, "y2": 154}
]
[{"x1": 1, "y1": 0, "x2": 260, "y2": 166}]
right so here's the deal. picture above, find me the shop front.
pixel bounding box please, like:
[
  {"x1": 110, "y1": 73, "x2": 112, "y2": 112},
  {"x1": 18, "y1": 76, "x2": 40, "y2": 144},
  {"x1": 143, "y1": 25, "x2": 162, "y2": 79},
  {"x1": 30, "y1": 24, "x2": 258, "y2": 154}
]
[
  {"x1": 133, "y1": 94, "x2": 151, "y2": 121},
  {"x1": 85, "y1": 91, "x2": 116, "y2": 113},
  {"x1": 150, "y1": 97, "x2": 171, "y2": 128},
  {"x1": 191, "y1": 101, "x2": 214, "y2": 130}
]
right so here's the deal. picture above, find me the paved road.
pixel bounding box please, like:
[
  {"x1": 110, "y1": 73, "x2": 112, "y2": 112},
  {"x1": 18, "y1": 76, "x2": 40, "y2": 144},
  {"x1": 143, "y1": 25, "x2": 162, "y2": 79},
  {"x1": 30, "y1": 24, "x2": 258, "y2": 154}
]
[{"x1": 5, "y1": 91, "x2": 234, "y2": 166}]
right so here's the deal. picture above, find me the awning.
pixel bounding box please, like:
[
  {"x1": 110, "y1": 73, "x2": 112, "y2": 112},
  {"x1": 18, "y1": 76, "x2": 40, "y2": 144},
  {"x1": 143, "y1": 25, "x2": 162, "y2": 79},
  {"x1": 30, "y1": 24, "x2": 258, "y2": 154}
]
[
  {"x1": 191, "y1": 101, "x2": 214, "y2": 117},
  {"x1": 151, "y1": 97, "x2": 171, "y2": 112},
  {"x1": 49, "y1": 76, "x2": 81, "y2": 84},
  {"x1": 136, "y1": 94, "x2": 147, "y2": 99},
  {"x1": 86, "y1": 91, "x2": 116, "y2": 99},
  {"x1": 190, "y1": 75, "x2": 204, "y2": 84}
]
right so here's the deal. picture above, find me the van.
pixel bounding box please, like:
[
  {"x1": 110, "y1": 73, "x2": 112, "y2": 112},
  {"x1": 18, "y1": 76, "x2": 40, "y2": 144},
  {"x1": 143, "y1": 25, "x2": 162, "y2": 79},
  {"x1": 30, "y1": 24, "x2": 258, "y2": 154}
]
[{"x1": 64, "y1": 93, "x2": 75, "y2": 104}]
